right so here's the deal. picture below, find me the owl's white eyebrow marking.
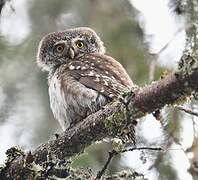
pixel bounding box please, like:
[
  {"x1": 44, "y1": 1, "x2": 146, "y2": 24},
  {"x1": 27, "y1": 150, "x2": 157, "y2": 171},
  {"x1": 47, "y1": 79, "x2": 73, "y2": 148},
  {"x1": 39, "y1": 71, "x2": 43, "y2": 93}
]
[
  {"x1": 54, "y1": 40, "x2": 68, "y2": 46},
  {"x1": 71, "y1": 37, "x2": 84, "y2": 42}
]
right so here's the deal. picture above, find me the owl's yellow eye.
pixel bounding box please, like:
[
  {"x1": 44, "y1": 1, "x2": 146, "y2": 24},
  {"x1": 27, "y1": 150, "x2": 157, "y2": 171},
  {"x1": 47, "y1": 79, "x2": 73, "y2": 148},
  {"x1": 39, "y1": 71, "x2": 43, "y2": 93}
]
[
  {"x1": 76, "y1": 41, "x2": 84, "y2": 49},
  {"x1": 55, "y1": 44, "x2": 65, "y2": 53}
]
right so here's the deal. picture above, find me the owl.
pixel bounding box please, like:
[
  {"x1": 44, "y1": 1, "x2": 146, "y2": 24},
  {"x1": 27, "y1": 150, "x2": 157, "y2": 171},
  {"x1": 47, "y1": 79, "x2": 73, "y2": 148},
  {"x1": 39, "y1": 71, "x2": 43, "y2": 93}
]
[{"x1": 37, "y1": 27, "x2": 133, "y2": 131}]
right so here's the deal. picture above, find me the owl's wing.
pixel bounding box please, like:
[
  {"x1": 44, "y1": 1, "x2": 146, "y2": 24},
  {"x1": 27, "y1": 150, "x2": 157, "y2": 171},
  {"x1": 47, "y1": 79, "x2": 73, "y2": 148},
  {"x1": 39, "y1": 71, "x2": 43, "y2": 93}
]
[{"x1": 67, "y1": 53, "x2": 133, "y2": 99}]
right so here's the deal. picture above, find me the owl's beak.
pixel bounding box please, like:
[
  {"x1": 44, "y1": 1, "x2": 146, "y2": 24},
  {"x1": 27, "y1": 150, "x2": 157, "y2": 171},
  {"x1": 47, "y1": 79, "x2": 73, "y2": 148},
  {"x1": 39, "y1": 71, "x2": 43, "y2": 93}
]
[{"x1": 68, "y1": 47, "x2": 75, "y2": 59}]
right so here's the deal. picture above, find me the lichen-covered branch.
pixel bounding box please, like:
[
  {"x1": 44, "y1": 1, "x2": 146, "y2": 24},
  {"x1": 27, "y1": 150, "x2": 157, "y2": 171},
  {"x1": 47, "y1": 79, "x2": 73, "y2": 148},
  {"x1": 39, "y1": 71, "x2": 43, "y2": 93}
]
[{"x1": 0, "y1": 55, "x2": 198, "y2": 179}]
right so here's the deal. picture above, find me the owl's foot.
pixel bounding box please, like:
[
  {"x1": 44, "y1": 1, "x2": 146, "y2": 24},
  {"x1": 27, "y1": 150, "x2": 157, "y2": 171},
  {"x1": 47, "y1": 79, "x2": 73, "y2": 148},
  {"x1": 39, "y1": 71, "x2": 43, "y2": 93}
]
[{"x1": 117, "y1": 90, "x2": 137, "y2": 146}]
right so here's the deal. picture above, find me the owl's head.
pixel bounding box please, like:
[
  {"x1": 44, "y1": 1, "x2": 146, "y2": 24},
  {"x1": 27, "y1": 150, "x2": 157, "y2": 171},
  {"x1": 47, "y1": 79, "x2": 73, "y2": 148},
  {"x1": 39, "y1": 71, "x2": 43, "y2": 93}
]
[{"x1": 37, "y1": 27, "x2": 105, "y2": 71}]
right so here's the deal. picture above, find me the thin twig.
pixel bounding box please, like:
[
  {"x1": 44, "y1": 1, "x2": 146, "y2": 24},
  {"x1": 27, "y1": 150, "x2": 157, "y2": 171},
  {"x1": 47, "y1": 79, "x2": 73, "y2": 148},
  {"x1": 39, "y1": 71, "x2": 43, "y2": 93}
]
[
  {"x1": 95, "y1": 150, "x2": 118, "y2": 179},
  {"x1": 95, "y1": 147, "x2": 162, "y2": 179},
  {"x1": 121, "y1": 147, "x2": 162, "y2": 153},
  {"x1": 149, "y1": 59, "x2": 156, "y2": 82},
  {"x1": 148, "y1": 27, "x2": 184, "y2": 82},
  {"x1": 176, "y1": 106, "x2": 198, "y2": 117},
  {"x1": 190, "y1": 102, "x2": 196, "y2": 139},
  {"x1": 152, "y1": 27, "x2": 184, "y2": 57}
]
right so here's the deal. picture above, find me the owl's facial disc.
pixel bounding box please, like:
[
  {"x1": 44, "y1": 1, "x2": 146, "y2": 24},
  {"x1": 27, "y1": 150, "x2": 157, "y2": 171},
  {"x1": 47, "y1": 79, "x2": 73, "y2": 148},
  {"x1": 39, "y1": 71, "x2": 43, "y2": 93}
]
[
  {"x1": 37, "y1": 27, "x2": 106, "y2": 72},
  {"x1": 54, "y1": 39, "x2": 87, "y2": 60}
]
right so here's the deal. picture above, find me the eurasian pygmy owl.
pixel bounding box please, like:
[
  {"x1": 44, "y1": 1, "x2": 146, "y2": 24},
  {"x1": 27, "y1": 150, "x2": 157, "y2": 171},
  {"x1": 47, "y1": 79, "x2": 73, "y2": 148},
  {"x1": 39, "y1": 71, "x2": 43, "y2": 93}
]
[{"x1": 37, "y1": 27, "x2": 133, "y2": 131}]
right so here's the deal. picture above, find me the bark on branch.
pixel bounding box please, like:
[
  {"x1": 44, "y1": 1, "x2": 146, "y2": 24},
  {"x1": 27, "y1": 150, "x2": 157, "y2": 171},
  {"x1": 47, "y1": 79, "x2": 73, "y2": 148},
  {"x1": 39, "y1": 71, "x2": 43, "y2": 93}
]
[{"x1": 1, "y1": 53, "x2": 198, "y2": 179}]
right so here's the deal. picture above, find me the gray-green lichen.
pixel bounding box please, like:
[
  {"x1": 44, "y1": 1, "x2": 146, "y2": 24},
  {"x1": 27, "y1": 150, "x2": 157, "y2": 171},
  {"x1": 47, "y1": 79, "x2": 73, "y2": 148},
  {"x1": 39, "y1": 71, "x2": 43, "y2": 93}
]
[
  {"x1": 67, "y1": 168, "x2": 145, "y2": 180},
  {"x1": 0, "y1": 147, "x2": 25, "y2": 179},
  {"x1": 104, "y1": 108, "x2": 126, "y2": 136}
]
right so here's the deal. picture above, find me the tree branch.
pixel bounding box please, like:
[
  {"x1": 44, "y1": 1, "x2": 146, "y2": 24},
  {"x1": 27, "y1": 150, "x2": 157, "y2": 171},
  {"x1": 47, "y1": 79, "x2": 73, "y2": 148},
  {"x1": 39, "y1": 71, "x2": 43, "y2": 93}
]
[
  {"x1": 176, "y1": 106, "x2": 198, "y2": 117},
  {"x1": 96, "y1": 147, "x2": 162, "y2": 179},
  {"x1": 1, "y1": 53, "x2": 198, "y2": 179}
]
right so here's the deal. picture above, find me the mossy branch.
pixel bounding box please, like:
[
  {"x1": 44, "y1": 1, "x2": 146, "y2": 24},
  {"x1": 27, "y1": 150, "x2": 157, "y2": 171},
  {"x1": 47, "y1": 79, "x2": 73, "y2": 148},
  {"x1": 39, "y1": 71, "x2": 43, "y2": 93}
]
[{"x1": 0, "y1": 54, "x2": 198, "y2": 179}]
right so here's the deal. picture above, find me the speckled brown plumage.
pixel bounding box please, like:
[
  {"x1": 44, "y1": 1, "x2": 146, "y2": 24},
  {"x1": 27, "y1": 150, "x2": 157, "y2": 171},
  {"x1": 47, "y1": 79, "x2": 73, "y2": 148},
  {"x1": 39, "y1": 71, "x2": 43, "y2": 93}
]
[{"x1": 37, "y1": 27, "x2": 133, "y2": 131}]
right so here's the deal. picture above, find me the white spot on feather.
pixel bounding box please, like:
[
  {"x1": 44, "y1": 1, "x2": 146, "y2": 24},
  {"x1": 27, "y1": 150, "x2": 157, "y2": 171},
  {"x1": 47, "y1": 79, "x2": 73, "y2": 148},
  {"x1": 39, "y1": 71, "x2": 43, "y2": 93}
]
[
  {"x1": 88, "y1": 71, "x2": 94, "y2": 76},
  {"x1": 81, "y1": 66, "x2": 87, "y2": 70},
  {"x1": 104, "y1": 81, "x2": 108, "y2": 86},
  {"x1": 76, "y1": 66, "x2": 81, "y2": 70},
  {"x1": 95, "y1": 77, "x2": 100, "y2": 82},
  {"x1": 109, "y1": 94, "x2": 114, "y2": 98},
  {"x1": 69, "y1": 65, "x2": 75, "y2": 70},
  {"x1": 100, "y1": 89, "x2": 104, "y2": 93}
]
